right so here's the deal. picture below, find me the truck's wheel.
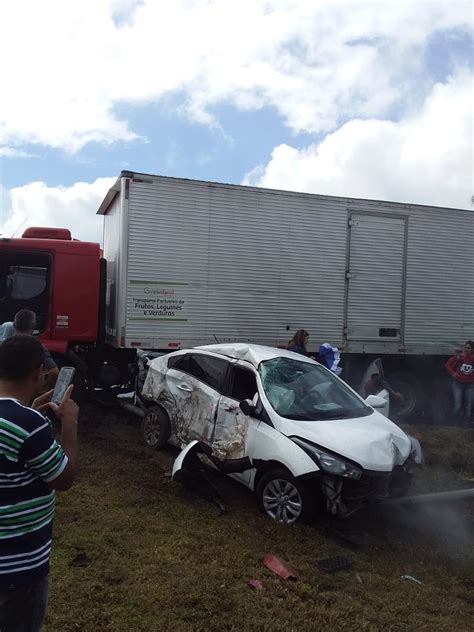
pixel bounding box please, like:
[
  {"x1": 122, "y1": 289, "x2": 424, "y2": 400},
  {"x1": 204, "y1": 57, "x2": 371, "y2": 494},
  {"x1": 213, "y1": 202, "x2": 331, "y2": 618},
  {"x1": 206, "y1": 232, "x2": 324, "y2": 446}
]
[
  {"x1": 386, "y1": 371, "x2": 421, "y2": 419},
  {"x1": 142, "y1": 406, "x2": 170, "y2": 449},
  {"x1": 256, "y1": 468, "x2": 315, "y2": 524}
]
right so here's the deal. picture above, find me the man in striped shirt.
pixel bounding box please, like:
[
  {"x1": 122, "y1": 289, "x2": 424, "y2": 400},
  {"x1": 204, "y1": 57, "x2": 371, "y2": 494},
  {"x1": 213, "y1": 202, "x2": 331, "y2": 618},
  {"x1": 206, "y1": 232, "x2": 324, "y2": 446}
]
[{"x1": 0, "y1": 335, "x2": 79, "y2": 631}]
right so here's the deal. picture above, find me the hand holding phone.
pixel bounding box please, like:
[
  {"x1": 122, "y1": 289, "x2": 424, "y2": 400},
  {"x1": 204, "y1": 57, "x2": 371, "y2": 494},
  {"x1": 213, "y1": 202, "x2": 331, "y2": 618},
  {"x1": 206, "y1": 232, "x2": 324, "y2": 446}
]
[
  {"x1": 51, "y1": 367, "x2": 76, "y2": 405},
  {"x1": 49, "y1": 383, "x2": 79, "y2": 428}
]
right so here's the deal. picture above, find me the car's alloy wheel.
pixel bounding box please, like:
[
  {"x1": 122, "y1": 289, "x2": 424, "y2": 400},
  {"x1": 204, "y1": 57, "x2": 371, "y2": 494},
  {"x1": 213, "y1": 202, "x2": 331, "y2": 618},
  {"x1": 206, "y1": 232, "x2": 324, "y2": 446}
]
[
  {"x1": 256, "y1": 468, "x2": 314, "y2": 524},
  {"x1": 142, "y1": 406, "x2": 170, "y2": 449}
]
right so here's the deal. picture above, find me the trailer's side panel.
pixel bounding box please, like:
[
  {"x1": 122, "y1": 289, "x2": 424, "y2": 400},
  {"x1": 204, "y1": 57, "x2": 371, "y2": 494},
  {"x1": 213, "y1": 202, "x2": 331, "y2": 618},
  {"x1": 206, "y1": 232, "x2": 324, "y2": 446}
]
[
  {"x1": 125, "y1": 178, "x2": 348, "y2": 349},
  {"x1": 404, "y1": 206, "x2": 473, "y2": 351},
  {"x1": 346, "y1": 213, "x2": 406, "y2": 342},
  {"x1": 206, "y1": 184, "x2": 347, "y2": 346},
  {"x1": 126, "y1": 179, "x2": 212, "y2": 348}
]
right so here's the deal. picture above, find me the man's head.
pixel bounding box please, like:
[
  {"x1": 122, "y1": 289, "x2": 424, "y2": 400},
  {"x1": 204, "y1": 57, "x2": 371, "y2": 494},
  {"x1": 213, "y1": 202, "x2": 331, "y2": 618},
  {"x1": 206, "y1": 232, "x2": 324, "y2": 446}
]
[
  {"x1": 14, "y1": 309, "x2": 37, "y2": 335},
  {"x1": 0, "y1": 335, "x2": 46, "y2": 397}
]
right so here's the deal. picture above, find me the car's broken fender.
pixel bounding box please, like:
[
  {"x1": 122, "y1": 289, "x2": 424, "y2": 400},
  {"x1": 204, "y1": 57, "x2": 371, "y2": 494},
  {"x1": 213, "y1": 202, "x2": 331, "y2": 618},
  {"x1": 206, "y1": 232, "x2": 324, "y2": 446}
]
[{"x1": 172, "y1": 440, "x2": 253, "y2": 481}]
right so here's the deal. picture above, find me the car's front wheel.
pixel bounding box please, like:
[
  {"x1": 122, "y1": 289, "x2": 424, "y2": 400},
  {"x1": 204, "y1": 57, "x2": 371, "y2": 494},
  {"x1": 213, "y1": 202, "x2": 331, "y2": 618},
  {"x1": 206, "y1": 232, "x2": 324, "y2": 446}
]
[
  {"x1": 142, "y1": 406, "x2": 170, "y2": 449},
  {"x1": 256, "y1": 468, "x2": 315, "y2": 524}
]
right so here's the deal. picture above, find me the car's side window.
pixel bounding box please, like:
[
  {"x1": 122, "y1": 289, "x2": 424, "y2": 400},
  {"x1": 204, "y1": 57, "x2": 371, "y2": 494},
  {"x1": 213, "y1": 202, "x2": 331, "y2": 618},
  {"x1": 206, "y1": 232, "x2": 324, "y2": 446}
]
[
  {"x1": 229, "y1": 366, "x2": 258, "y2": 402},
  {"x1": 187, "y1": 354, "x2": 229, "y2": 392},
  {"x1": 167, "y1": 354, "x2": 189, "y2": 371}
]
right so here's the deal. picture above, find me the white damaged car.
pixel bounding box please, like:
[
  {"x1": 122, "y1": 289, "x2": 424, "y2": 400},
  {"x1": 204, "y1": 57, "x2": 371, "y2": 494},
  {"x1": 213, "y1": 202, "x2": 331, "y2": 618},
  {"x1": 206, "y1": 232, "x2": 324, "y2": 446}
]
[{"x1": 141, "y1": 344, "x2": 422, "y2": 524}]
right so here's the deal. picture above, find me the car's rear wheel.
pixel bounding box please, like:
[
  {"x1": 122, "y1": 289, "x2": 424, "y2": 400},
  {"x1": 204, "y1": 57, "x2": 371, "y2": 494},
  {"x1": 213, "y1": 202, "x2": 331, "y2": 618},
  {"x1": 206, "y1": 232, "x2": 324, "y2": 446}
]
[
  {"x1": 142, "y1": 406, "x2": 170, "y2": 449},
  {"x1": 256, "y1": 468, "x2": 315, "y2": 524}
]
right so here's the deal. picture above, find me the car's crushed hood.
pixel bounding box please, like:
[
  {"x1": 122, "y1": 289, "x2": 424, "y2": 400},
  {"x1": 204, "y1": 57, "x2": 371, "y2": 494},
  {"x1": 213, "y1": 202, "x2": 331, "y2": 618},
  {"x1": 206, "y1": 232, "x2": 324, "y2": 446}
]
[{"x1": 280, "y1": 412, "x2": 411, "y2": 472}]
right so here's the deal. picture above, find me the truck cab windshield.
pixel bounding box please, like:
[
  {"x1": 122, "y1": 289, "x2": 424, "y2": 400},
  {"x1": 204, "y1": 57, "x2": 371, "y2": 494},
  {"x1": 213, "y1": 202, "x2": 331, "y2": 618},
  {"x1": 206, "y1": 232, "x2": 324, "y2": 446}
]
[{"x1": 258, "y1": 357, "x2": 371, "y2": 421}]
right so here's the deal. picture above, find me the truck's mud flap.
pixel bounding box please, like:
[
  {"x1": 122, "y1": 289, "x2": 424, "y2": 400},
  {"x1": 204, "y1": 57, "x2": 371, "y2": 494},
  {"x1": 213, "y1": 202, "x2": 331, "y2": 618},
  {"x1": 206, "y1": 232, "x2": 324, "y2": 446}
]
[{"x1": 172, "y1": 440, "x2": 252, "y2": 482}]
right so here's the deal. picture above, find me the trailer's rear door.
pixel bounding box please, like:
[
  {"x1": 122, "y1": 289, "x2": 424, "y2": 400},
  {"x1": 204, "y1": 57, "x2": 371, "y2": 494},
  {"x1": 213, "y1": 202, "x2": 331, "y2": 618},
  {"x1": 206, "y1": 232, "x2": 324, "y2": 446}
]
[{"x1": 346, "y1": 213, "x2": 406, "y2": 342}]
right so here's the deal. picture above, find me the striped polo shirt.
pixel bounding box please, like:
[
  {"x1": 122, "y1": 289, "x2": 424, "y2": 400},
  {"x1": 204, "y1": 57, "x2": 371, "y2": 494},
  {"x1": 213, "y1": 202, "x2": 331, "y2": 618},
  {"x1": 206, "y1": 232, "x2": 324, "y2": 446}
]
[{"x1": 0, "y1": 398, "x2": 68, "y2": 586}]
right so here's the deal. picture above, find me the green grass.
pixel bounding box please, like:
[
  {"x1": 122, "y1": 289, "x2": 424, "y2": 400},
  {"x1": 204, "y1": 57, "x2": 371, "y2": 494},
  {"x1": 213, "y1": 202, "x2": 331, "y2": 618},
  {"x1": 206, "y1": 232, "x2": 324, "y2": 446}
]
[{"x1": 45, "y1": 414, "x2": 474, "y2": 631}]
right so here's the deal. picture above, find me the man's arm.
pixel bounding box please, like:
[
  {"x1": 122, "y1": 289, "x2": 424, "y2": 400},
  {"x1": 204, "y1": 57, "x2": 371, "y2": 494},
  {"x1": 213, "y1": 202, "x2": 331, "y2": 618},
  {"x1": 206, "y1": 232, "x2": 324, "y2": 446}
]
[
  {"x1": 28, "y1": 385, "x2": 79, "y2": 491},
  {"x1": 47, "y1": 386, "x2": 79, "y2": 491}
]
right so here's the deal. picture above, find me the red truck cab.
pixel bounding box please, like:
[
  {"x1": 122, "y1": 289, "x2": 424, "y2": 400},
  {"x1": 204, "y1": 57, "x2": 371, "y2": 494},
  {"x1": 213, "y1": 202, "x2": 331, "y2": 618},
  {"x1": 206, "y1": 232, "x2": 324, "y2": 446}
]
[{"x1": 0, "y1": 227, "x2": 102, "y2": 354}]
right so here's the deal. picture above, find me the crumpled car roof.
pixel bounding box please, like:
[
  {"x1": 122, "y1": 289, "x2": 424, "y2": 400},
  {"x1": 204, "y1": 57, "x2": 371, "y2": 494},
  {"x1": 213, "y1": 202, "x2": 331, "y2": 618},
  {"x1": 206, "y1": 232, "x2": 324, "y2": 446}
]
[{"x1": 195, "y1": 343, "x2": 317, "y2": 369}]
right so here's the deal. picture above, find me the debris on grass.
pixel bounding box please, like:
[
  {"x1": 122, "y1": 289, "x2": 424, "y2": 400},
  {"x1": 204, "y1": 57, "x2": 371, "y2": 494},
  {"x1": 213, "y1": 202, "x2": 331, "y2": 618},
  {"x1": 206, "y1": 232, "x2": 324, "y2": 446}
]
[
  {"x1": 263, "y1": 554, "x2": 297, "y2": 580},
  {"x1": 315, "y1": 555, "x2": 354, "y2": 573},
  {"x1": 355, "y1": 572, "x2": 363, "y2": 584},
  {"x1": 247, "y1": 579, "x2": 264, "y2": 591},
  {"x1": 401, "y1": 575, "x2": 423, "y2": 585}
]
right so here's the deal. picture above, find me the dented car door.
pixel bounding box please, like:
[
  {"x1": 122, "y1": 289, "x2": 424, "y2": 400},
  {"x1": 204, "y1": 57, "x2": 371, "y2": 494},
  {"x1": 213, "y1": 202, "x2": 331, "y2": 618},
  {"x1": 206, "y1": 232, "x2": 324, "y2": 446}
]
[
  {"x1": 211, "y1": 364, "x2": 259, "y2": 481},
  {"x1": 167, "y1": 352, "x2": 229, "y2": 446}
]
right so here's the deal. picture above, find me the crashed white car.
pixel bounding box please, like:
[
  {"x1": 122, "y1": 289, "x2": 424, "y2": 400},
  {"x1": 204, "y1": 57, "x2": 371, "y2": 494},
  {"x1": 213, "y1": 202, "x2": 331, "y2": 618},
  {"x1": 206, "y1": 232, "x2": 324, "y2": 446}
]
[{"x1": 141, "y1": 344, "x2": 422, "y2": 524}]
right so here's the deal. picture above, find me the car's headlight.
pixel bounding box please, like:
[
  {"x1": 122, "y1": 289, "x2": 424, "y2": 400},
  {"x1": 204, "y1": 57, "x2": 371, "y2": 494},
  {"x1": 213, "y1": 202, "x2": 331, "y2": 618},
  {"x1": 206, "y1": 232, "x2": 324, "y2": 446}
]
[{"x1": 291, "y1": 437, "x2": 362, "y2": 480}]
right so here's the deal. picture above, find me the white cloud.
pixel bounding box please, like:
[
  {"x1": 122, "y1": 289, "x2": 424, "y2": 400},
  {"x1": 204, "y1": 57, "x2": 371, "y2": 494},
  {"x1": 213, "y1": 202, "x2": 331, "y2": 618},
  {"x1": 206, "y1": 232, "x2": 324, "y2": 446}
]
[
  {"x1": 0, "y1": 0, "x2": 471, "y2": 152},
  {"x1": 243, "y1": 70, "x2": 473, "y2": 210},
  {"x1": 0, "y1": 178, "x2": 115, "y2": 243},
  {"x1": 0, "y1": 148, "x2": 35, "y2": 158}
]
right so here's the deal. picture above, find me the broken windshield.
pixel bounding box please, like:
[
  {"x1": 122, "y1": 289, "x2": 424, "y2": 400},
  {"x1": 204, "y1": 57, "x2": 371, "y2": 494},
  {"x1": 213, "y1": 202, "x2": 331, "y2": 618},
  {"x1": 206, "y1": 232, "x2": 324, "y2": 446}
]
[{"x1": 258, "y1": 357, "x2": 371, "y2": 421}]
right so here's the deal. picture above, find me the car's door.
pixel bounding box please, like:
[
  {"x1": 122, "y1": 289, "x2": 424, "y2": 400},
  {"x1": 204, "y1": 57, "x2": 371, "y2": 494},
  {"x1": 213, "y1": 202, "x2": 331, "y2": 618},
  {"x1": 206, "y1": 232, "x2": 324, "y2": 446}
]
[
  {"x1": 166, "y1": 352, "x2": 230, "y2": 446},
  {"x1": 213, "y1": 363, "x2": 260, "y2": 483}
]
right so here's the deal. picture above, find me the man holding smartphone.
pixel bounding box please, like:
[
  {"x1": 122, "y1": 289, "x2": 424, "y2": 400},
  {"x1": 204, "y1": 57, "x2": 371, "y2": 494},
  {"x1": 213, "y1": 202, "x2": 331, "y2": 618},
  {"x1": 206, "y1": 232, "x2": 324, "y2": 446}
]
[{"x1": 0, "y1": 335, "x2": 79, "y2": 631}]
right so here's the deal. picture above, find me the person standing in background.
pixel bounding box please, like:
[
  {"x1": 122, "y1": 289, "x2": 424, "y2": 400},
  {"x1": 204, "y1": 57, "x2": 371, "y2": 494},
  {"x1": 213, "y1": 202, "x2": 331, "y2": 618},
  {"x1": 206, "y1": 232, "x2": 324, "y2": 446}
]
[
  {"x1": 12, "y1": 310, "x2": 59, "y2": 390},
  {"x1": 445, "y1": 341, "x2": 474, "y2": 425},
  {"x1": 286, "y1": 329, "x2": 310, "y2": 356}
]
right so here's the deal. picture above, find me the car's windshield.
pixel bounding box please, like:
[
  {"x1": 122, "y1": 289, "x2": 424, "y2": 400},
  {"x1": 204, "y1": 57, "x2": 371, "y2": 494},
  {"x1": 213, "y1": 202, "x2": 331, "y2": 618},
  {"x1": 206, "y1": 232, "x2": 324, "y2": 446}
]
[{"x1": 259, "y1": 357, "x2": 371, "y2": 421}]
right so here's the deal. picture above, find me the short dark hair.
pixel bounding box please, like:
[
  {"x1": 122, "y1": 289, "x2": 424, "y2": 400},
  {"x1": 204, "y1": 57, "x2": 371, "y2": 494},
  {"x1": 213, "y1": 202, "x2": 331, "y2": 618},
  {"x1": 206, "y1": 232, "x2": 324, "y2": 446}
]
[
  {"x1": 14, "y1": 309, "x2": 37, "y2": 333},
  {"x1": 0, "y1": 335, "x2": 45, "y2": 381}
]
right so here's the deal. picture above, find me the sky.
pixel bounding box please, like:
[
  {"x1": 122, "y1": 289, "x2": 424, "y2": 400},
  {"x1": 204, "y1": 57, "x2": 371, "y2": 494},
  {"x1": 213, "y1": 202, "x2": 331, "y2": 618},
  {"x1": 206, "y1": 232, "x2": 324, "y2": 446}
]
[{"x1": 0, "y1": 0, "x2": 472, "y2": 243}]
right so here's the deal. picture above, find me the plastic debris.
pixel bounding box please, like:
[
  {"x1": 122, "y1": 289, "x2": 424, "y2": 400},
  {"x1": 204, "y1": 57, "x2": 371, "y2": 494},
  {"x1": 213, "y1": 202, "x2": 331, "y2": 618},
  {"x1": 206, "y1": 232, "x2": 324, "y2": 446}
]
[
  {"x1": 263, "y1": 554, "x2": 297, "y2": 580},
  {"x1": 356, "y1": 572, "x2": 363, "y2": 584},
  {"x1": 401, "y1": 575, "x2": 423, "y2": 585},
  {"x1": 248, "y1": 579, "x2": 264, "y2": 591},
  {"x1": 315, "y1": 555, "x2": 354, "y2": 573}
]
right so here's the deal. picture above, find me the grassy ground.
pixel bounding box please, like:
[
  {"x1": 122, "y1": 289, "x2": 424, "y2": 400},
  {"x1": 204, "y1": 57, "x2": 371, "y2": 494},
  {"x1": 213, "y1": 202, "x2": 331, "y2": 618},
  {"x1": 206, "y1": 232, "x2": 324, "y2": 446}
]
[{"x1": 45, "y1": 411, "x2": 474, "y2": 631}]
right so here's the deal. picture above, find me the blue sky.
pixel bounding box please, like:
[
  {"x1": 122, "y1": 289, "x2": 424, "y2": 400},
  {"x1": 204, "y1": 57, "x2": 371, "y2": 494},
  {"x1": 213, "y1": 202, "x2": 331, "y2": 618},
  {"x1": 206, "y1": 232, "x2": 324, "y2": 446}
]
[
  {"x1": 0, "y1": 1, "x2": 472, "y2": 241},
  {"x1": 1, "y1": 102, "x2": 313, "y2": 190}
]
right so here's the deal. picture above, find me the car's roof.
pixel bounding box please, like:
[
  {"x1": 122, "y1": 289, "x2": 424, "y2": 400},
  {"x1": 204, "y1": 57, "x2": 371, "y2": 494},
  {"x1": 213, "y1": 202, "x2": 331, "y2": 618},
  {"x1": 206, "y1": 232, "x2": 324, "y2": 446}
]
[{"x1": 194, "y1": 343, "x2": 316, "y2": 369}]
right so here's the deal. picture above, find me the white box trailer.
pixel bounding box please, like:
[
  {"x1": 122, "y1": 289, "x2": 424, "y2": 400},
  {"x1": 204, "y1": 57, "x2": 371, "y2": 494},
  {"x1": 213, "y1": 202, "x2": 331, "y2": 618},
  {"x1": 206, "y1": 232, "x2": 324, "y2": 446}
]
[{"x1": 98, "y1": 171, "x2": 473, "y2": 418}]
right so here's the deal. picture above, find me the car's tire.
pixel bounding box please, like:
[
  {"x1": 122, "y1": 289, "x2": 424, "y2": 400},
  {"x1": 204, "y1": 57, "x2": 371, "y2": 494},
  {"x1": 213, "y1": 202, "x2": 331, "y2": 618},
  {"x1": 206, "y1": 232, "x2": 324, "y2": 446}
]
[
  {"x1": 385, "y1": 370, "x2": 422, "y2": 419},
  {"x1": 141, "y1": 406, "x2": 171, "y2": 449},
  {"x1": 255, "y1": 468, "x2": 316, "y2": 524}
]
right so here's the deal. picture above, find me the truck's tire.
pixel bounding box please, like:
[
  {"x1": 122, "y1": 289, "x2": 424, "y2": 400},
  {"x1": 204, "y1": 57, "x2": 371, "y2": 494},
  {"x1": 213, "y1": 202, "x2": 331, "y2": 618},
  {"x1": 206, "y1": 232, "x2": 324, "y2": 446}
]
[
  {"x1": 142, "y1": 406, "x2": 171, "y2": 449},
  {"x1": 255, "y1": 468, "x2": 316, "y2": 524},
  {"x1": 385, "y1": 370, "x2": 421, "y2": 419}
]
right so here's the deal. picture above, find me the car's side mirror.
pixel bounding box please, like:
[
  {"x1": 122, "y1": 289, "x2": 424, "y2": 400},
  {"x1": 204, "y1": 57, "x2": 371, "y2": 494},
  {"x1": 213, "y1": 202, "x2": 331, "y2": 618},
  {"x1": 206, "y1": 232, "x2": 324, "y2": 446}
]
[
  {"x1": 239, "y1": 399, "x2": 255, "y2": 416},
  {"x1": 365, "y1": 394, "x2": 387, "y2": 409}
]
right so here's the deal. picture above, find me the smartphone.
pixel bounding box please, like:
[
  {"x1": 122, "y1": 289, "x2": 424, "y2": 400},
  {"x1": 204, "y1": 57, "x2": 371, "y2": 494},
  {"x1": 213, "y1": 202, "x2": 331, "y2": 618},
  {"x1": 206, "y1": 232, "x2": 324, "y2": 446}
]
[{"x1": 51, "y1": 367, "x2": 75, "y2": 405}]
